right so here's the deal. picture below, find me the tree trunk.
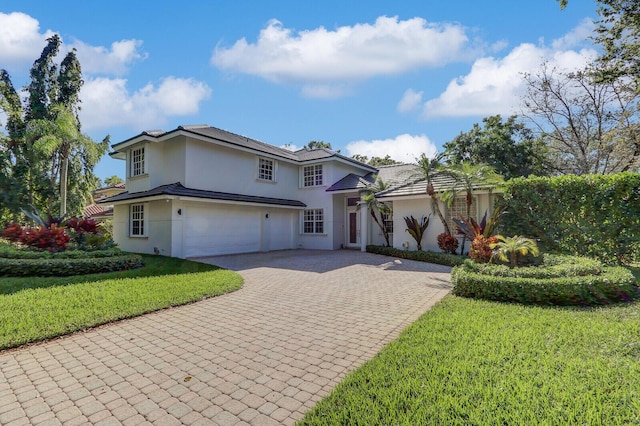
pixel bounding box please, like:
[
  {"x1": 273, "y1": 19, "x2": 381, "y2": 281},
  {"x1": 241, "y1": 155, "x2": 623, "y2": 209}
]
[{"x1": 60, "y1": 155, "x2": 68, "y2": 217}]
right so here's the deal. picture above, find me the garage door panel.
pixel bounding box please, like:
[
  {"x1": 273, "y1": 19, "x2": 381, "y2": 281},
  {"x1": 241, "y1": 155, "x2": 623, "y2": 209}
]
[
  {"x1": 184, "y1": 205, "x2": 260, "y2": 257},
  {"x1": 268, "y1": 211, "x2": 294, "y2": 251}
]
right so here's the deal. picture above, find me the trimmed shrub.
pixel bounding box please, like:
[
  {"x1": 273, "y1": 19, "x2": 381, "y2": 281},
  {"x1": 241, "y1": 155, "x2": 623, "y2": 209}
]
[
  {"x1": 499, "y1": 173, "x2": 640, "y2": 264},
  {"x1": 367, "y1": 245, "x2": 465, "y2": 267},
  {"x1": 0, "y1": 254, "x2": 144, "y2": 277},
  {"x1": 0, "y1": 242, "x2": 123, "y2": 260},
  {"x1": 452, "y1": 257, "x2": 637, "y2": 306}
]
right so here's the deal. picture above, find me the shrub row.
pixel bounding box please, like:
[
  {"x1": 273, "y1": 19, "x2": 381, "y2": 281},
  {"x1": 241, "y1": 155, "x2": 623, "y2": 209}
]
[
  {"x1": 464, "y1": 254, "x2": 603, "y2": 278},
  {"x1": 0, "y1": 255, "x2": 143, "y2": 277},
  {"x1": 452, "y1": 260, "x2": 637, "y2": 306},
  {"x1": 0, "y1": 242, "x2": 123, "y2": 259},
  {"x1": 499, "y1": 173, "x2": 640, "y2": 264},
  {"x1": 366, "y1": 245, "x2": 466, "y2": 267}
]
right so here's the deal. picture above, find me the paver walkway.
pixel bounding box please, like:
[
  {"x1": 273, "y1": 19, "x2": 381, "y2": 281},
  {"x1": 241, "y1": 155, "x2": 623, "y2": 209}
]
[{"x1": 0, "y1": 250, "x2": 451, "y2": 425}]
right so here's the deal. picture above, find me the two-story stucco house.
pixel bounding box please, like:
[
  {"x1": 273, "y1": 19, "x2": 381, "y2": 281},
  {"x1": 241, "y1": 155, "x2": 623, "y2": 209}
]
[
  {"x1": 102, "y1": 125, "x2": 394, "y2": 258},
  {"x1": 102, "y1": 124, "x2": 499, "y2": 258}
]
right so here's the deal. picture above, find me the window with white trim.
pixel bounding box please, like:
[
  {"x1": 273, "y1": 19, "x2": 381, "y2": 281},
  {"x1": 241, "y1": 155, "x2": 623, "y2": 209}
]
[
  {"x1": 258, "y1": 158, "x2": 275, "y2": 181},
  {"x1": 303, "y1": 164, "x2": 323, "y2": 187},
  {"x1": 446, "y1": 196, "x2": 476, "y2": 234},
  {"x1": 130, "y1": 204, "x2": 146, "y2": 237},
  {"x1": 131, "y1": 147, "x2": 145, "y2": 177},
  {"x1": 303, "y1": 209, "x2": 324, "y2": 234},
  {"x1": 382, "y1": 211, "x2": 394, "y2": 233}
]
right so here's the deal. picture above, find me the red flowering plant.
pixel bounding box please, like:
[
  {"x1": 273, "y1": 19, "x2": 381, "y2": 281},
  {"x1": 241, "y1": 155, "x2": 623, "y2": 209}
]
[
  {"x1": 1, "y1": 223, "x2": 24, "y2": 243},
  {"x1": 20, "y1": 224, "x2": 71, "y2": 252},
  {"x1": 437, "y1": 232, "x2": 459, "y2": 254}
]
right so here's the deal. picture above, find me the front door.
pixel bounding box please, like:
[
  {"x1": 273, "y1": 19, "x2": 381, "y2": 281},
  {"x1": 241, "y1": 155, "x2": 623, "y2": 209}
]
[{"x1": 347, "y1": 207, "x2": 360, "y2": 247}]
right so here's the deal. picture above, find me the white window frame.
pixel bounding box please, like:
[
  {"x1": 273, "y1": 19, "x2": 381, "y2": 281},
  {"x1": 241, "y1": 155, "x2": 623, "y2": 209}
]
[
  {"x1": 302, "y1": 164, "x2": 323, "y2": 187},
  {"x1": 131, "y1": 147, "x2": 145, "y2": 177},
  {"x1": 302, "y1": 209, "x2": 324, "y2": 234},
  {"x1": 446, "y1": 195, "x2": 477, "y2": 234},
  {"x1": 257, "y1": 157, "x2": 277, "y2": 182},
  {"x1": 130, "y1": 203, "x2": 147, "y2": 237},
  {"x1": 382, "y1": 210, "x2": 394, "y2": 234}
]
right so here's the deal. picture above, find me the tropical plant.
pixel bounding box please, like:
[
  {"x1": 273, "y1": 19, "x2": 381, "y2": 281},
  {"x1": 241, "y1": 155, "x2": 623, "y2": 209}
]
[
  {"x1": 359, "y1": 177, "x2": 392, "y2": 247},
  {"x1": 442, "y1": 162, "x2": 504, "y2": 252},
  {"x1": 437, "y1": 232, "x2": 459, "y2": 254},
  {"x1": 404, "y1": 215, "x2": 430, "y2": 251},
  {"x1": 490, "y1": 235, "x2": 540, "y2": 268},
  {"x1": 414, "y1": 153, "x2": 451, "y2": 235},
  {"x1": 469, "y1": 235, "x2": 499, "y2": 263},
  {"x1": 453, "y1": 205, "x2": 505, "y2": 240}
]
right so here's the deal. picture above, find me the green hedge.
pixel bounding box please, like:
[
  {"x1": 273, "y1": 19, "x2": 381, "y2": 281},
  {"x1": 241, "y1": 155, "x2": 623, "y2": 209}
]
[
  {"x1": 464, "y1": 254, "x2": 603, "y2": 278},
  {"x1": 0, "y1": 242, "x2": 124, "y2": 259},
  {"x1": 366, "y1": 245, "x2": 466, "y2": 267},
  {"x1": 0, "y1": 255, "x2": 144, "y2": 277},
  {"x1": 452, "y1": 259, "x2": 637, "y2": 306},
  {"x1": 499, "y1": 173, "x2": 640, "y2": 264}
]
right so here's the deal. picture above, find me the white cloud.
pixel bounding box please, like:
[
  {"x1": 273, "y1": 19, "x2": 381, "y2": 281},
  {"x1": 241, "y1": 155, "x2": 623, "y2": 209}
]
[
  {"x1": 0, "y1": 12, "x2": 54, "y2": 71},
  {"x1": 551, "y1": 18, "x2": 595, "y2": 51},
  {"x1": 71, "y1": 39, "x2": 147, "y2": 75},
  {"x1": 421, "y1": 23, "x2": 598, "y2": 118},
  {"x1": 79, "y1": 77, "x2": 212, "y2": 131},
  {"x1": 397, "y1": 89, "x2": 423, "y2": 112},
  {"x1": 212, "y1": 16, "x2": 473, "y2": 97},
  {"x1": 345, "y1": 134, "x2": 437, "y2": 164}
]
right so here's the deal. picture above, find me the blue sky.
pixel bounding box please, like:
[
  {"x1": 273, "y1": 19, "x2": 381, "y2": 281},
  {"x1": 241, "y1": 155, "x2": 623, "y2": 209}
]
[{"x1": 1, "y1": 0, "x2": 599, "y2": 181}]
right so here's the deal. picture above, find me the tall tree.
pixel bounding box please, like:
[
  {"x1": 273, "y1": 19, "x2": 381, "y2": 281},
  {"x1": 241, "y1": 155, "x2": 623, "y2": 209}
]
[
  {"x1": 413, "y1": 153, "x2": 451, "y2": 235},
  {"x1": 522, "y1": 62, "x2": 639, "y2": 174},
  {"x1": 359, "y1": 177, "x2": 392, "y2": 247},
  {"x1": 444, "y1": 115, "x2": 550, "y2": 179},
  {"x1": 0, "y1": 35, "x2": 108, "y2": 219}
]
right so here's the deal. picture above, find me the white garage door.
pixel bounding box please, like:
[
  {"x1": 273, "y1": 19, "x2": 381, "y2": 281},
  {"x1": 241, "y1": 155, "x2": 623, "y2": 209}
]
[
  {"x1": 184, "y1": 205, "x2": 261, "y2": 258},
  {"x1": 267, "y1": 211, "x2": 295, "y2": 251}
]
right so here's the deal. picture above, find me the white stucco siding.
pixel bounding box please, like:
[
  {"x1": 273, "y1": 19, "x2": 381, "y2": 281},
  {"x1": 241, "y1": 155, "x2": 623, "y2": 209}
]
[
  {"x1": 390, "y1": 193, "x2": 495, "y2": 252},
  {"x1": 184, "y1": 138, "x2": 299, "y2": 198},
  {"x1": 111, "y1": 200, "x2": 173, "y2": 256},
  {"x1": 391, "y1": 197, "x2": 444, "y2": 252}
]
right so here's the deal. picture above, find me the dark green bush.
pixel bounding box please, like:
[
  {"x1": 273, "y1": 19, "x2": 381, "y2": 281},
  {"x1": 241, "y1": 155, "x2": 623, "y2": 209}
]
[
  {"x1": 0, "y1": 255, "x2": 144, "y2": 277},
  {"x1": 0, "y1": 242, "x2": 123, "y2": 259},
  {"x1": 499, "y1": 173, "x2": 640, "y2": 264},
  {"x1": 367, "y1": 245, "x2": 465, "y2": 267},
  {"x1": 452, "y1": 258, "x2": 637, "y2": 306},
  {"x1": 465, "y1": 254, "x2": 603, "y2": 278}
]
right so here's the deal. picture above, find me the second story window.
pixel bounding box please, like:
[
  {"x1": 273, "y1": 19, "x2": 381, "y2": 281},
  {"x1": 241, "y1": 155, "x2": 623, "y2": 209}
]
[
  {"x1": 131, "y1": 147, "x2": 145, "y2": 177},
  {"x1": 258, "y1": 158, "x2": 275, "y2": 181},
  {"x1": 303, "y1": 164, "x2": 323, "y2": 187}
]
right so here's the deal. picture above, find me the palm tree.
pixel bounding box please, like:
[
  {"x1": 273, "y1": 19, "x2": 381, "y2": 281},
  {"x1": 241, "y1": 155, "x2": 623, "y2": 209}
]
[
  {"x1": 359, "y1": 176, "x2": 392, "y2": 246},
  {"x1": 491, "y1": 235, "x2": 540, "y2": 268},
  {"x1": 414, "y1": 153, "x2": 451, "y2": 235},
  {"x1": 442, "y1": 162, "x2": 504, "y2": 251}
]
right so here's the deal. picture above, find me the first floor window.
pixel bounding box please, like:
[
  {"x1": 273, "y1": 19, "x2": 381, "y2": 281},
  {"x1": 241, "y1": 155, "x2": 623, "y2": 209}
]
[
  {"x1": 303, "y1": 209, "x2": 324, "y2": 234},
  {"x1": 382, "y1": 211, "x2": 393, "y2": 233},
  {"x1": 446, "y1": 196, "x2": 476, "y2": 234},
  {"x1": 130, "y1": 204, "x2": 145, "y2": 236}
]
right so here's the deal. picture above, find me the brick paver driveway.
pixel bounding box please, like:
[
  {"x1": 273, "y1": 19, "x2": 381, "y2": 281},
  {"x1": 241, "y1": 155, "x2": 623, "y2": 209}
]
[{"x1": 0, "y1": 250, "x2": 451, "y2": 425}]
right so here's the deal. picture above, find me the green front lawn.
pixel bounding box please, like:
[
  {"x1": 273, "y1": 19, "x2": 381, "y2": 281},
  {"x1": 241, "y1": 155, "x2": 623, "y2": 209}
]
[
  {"x1": 301, "y1": 295, "x2": 640, "y2": 425},
  {"x1": 0, "y1": 255, "x2": 242, "y2": 350}
]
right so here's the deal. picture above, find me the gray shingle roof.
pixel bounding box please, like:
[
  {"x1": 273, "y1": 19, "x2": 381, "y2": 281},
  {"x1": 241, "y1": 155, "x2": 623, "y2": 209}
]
[
  {"x1": 113, "y1": 125, "x2": 375, "y2": 170},
  {"x1": 376, "y1": 171, "x2": 495, "y2": 199},
  {"x1": 326, "y1": 173, "x2": 376, "y2": 192},
  {"x1": 99, "y1": 182, "x2": 306, "y2": 208}
]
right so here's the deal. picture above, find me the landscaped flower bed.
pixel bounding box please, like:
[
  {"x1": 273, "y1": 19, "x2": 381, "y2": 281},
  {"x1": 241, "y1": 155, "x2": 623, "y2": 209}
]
[{"x1": 452, "y1": 255, "x2": 637, "y2": 305}]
